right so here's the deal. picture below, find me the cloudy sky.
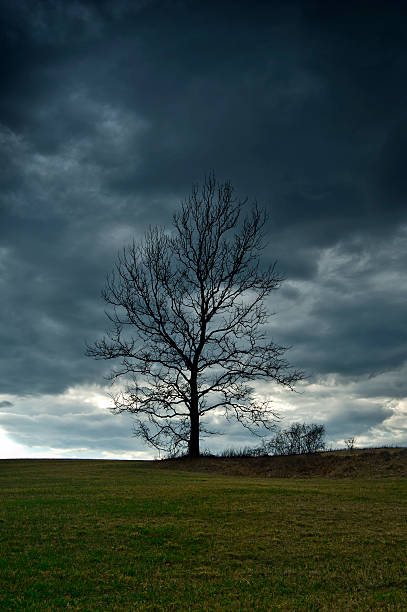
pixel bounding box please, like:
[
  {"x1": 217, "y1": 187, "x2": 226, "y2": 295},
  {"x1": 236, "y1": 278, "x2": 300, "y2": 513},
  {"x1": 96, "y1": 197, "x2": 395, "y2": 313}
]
[{"x1": 1, "y1": 0, "x2": 406, "y2": 459}]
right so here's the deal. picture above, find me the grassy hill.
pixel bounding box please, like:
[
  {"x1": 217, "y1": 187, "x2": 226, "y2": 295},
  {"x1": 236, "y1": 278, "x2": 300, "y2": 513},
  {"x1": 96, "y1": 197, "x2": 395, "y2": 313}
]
[
  {"x1": 158, "y1": 447, "x2": 407, "y2": 479},
  {"x1": 1, "y1": 454, "x2": 406, "y2": 610}
]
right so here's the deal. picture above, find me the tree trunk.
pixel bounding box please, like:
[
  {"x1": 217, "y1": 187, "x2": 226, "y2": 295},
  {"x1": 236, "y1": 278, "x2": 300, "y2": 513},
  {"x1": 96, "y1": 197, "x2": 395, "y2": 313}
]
[
  {"x1": 189, "y1": 372, "x2": 200, "y2": 457},
  {"x1": 188, "y1": 411, "x2": 200, "y2": 457}
]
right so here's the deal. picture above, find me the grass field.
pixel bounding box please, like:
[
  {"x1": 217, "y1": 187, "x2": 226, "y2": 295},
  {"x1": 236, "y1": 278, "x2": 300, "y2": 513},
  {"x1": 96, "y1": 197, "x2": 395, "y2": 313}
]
[{"x1": 1, "y1": 458, "x2": 406, "y2": 611}]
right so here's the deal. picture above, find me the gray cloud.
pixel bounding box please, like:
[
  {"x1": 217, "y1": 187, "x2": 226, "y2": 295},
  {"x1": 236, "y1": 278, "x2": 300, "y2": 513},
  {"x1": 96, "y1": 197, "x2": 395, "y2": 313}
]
[
  {"x1": 324, "y1": 403, "x2": 394, "y2": 438},
  {"x1": 0, "y1": 388, "x2": 148, "y2": 456},
  {"x1": 0, "y1": 0, "x2": 406, "y2": 455},
  {"x1": 270, "y1": 229, "x2": 407, "y2": 379}
]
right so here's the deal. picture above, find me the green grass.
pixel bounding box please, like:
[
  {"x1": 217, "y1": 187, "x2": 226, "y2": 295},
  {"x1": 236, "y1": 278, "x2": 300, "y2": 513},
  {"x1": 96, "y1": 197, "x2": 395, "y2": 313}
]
[{"x1": 1, "y1": 459, "x2": 406, "y2": 611}]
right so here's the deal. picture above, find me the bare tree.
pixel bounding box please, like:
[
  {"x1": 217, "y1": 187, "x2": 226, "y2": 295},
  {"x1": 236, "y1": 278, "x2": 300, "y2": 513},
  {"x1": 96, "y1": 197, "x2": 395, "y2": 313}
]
[
  {"x1": 266, "y1": 423, "x2": 326, "y2": 455},
  {"x1": 87, "y1": 175, "x2": 303, "y2": 457}
]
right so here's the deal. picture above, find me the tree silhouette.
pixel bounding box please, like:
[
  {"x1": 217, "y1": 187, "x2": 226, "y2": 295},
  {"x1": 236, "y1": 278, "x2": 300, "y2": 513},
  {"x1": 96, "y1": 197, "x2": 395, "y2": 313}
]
[
  {"x1": 87, "y1": 175, "x2": 303, "y2": 457},
  {"x1": 266, "y1": 423, "x2": 326, "y2": 455}
]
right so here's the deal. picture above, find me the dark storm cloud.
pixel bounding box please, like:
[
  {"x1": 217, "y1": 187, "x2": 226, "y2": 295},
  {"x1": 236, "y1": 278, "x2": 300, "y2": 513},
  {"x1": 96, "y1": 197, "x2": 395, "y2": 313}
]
[
  {"x1": 271, "y1": 230, "x2": 407, "y2": 379},
  {"x1": 0, "y1": 0, "x2": 406, "y2": 454},
  {"x1": 324, "y1": 402, "x2": 394, "y2": 438}
]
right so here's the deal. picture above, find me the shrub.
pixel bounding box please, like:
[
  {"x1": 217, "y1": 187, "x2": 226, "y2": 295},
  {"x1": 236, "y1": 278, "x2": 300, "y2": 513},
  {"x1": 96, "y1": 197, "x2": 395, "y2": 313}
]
[
  {"x1": 345, "y1": 437, "x2": 356, "y2": 450},
  {"x1": 265, "y1": 423, "x2": 326, "y2": 456}
]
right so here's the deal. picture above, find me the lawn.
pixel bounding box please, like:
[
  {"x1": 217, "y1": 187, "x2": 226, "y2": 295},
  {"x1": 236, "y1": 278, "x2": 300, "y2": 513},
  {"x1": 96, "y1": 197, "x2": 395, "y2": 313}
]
[{"x1": 0, "y1": 459, "x2": 406, "y2": 610}]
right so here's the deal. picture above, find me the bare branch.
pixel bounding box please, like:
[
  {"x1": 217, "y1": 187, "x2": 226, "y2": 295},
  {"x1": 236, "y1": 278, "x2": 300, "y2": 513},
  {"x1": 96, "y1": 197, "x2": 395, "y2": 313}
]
[{"x1": 87, "y1": 174, "x2": 304, "y2": 456}]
